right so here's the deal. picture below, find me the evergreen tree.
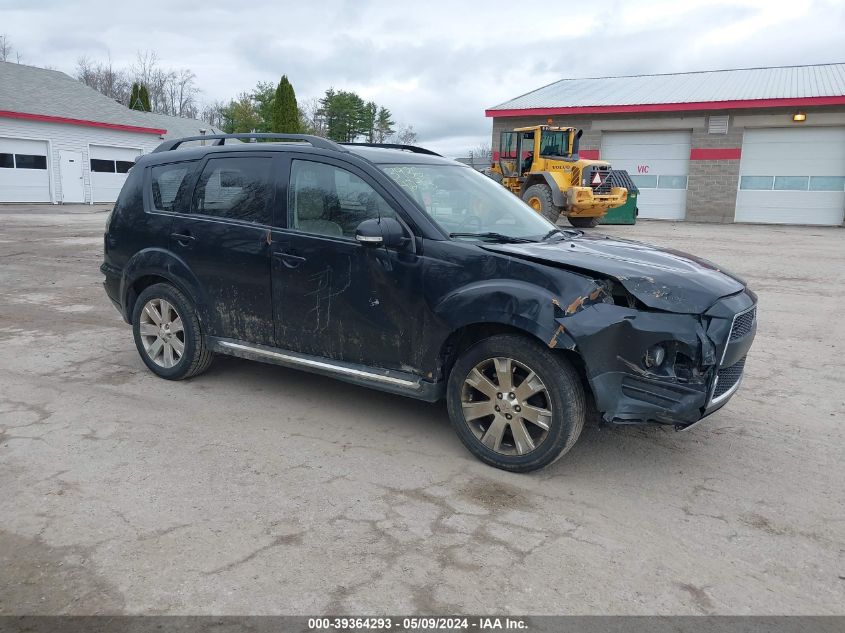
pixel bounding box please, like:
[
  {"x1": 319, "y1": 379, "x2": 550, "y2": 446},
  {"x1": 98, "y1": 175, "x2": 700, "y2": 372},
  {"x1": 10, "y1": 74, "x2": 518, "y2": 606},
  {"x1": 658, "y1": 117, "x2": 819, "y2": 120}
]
[
  {"x1": 364, "y1": 101, "x2": 378, "y2": 143},
  {"x1": 252, "y1": 81, "x2": 276, "y2": 132},
  {"x1": 129, "y1": 82, "x2": 150, "y2": 111},
  {"x1": 138, "y1": 84, "x2": 151, "y2": 112},
  {"x1": 318, "y1": 89, "x2": 368, "y2": 142},
  {"x1": 272, "y1": 75, "x2": 301, "y2": 134},
  {"x1": 375, "y1": 107, "x2": 395, "y2": 143}
]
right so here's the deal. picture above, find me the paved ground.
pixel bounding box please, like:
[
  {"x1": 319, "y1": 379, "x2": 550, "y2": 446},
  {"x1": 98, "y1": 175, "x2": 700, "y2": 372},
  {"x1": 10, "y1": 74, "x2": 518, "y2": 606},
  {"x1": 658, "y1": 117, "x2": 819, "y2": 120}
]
[{"x1": 0, "y1": 207, "x2": 843, "y2": 615}]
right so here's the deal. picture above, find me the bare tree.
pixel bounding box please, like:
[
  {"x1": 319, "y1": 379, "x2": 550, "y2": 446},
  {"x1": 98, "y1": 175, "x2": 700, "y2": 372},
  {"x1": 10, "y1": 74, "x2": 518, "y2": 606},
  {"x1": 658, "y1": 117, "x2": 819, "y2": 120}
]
[
  {"x1": 469, "y1": 142, "x2": 492, "y2": 161},
  {"x1": 391, "y1": 124, "x2": 418, "y2": 145},
  {"x1": 1, "y1": 34, "x2": 14, "y2": 62},
  {"x1": 298, "y1": 97, "x2": 327, "y2": 137},
  {"x1": 200, "y1": 100, "x2": 227, "y2": 129},
  {"x1": 77, "y1": 49, "x2": 202, "y2": 118},
  {"x1": 76, "y1": 55, "x2": 130, "y2": 103}
]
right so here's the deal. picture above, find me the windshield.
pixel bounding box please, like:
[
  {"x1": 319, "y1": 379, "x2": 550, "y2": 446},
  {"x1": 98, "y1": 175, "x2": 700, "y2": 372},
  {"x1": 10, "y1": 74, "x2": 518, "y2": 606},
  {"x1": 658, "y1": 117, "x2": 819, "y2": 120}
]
[
  {"x1": 540, "y1": 130, "x2": 570, "y2": 157},
  {"x1": 379, "y1": 164, "x2": 557, "y2": 240}
]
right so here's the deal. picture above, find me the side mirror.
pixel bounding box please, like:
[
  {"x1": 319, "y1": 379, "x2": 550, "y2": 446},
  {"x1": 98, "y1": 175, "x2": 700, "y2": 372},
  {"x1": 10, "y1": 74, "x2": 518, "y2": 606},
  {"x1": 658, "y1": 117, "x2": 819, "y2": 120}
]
[{"x1": 355, "y1": 217, "x2": 409, "y2": 249}]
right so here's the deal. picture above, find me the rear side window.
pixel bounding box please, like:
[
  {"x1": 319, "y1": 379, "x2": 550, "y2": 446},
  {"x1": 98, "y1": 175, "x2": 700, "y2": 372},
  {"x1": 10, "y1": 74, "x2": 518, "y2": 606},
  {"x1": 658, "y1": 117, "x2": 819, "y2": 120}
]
[
  {"x1": 191, "y1": 156, "x2": 272, "y2": 224},
  {"x1": 150, "y1": 162, "x2": 194, "y2": 212}
]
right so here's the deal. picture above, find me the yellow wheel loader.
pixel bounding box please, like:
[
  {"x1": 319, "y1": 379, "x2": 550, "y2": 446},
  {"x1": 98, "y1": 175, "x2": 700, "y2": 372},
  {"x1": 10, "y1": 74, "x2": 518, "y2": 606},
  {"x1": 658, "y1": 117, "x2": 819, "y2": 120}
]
[{"x1": 488, "y1": 125, "x2": 628, "y2": 228}]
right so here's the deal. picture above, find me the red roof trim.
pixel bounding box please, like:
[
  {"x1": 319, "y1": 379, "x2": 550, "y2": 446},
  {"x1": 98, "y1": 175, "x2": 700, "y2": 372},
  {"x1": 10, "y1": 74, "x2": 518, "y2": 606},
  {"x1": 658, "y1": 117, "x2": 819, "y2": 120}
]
[
  {"x1": 485, "y1": 95, "x2": 845, "y2": 117},
  {"x1": 690, "y1": 148, "x2": 741, "y2": 160},
  {"x1": 0, "y1": 110, "x2": 167, "y2": 135}
]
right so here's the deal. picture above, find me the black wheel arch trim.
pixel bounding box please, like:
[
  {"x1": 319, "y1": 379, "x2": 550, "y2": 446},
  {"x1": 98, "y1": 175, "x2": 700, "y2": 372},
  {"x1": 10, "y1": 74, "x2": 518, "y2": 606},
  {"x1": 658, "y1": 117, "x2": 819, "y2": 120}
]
[{"x1": 120, "y1": 247, "x2": 210, "y2": 329}]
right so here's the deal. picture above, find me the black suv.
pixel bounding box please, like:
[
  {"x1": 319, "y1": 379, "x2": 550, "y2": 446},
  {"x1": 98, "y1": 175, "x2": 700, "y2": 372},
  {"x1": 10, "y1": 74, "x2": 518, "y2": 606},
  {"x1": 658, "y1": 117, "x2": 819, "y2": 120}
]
[{"x1": 101, "y1": 133, "x2": 757, "y2": 472}]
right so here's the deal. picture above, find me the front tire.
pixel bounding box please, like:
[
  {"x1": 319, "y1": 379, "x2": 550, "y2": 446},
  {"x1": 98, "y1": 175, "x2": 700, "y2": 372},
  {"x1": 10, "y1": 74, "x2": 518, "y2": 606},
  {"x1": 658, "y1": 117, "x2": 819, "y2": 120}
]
[
  {"x1": 132, "y1": 283, "x2": 213, "y2": 380},
  {"x1": 522, "y1": 184, "x2": 562, "y2": 224},
  {"x1": 446, "y1": 334, "x2": 585, "y2": 472},
  {"x1": 567, "y1": 215, "x2": 601, "y2": 228}
]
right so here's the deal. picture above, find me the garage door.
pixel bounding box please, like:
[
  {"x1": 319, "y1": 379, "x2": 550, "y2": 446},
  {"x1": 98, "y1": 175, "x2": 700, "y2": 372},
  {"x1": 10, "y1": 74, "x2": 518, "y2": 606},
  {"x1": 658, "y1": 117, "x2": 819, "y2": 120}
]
[
  {"x1": 735, "y1": 128, "x2": 845, "y2": 225},
  {"x1": 0, "y1": 137, "x2": 50, "y2": 202},
  {"x1": 601, "y1": 131, "x2": 691, "y2": 220},
  {"x1": 90, "y1": 145, "x2": 141, "y2": 203}
]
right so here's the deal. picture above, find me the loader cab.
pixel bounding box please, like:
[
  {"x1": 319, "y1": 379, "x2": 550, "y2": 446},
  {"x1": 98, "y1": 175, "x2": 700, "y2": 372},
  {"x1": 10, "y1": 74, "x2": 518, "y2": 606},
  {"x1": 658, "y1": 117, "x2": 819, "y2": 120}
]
[
  {"x1": 498, "y1": 126, "x2": 581, "y2": 178},
  {"x1": 498, "y1": 129, "x2": 537, "y2": 179}
]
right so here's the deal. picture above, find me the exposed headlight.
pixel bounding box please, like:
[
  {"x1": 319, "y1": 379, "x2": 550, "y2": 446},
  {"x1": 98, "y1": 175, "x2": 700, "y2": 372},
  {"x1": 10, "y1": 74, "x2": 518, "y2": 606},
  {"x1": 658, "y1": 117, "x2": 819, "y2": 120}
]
[{"x1": 644, "y1": 345, "x2": 666, "y2": 368}]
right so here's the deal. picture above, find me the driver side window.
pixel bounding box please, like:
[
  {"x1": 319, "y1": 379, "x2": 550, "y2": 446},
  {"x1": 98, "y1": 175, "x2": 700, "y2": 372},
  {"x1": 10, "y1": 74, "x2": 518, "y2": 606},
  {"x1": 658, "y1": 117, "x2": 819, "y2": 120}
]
[{"x1": 288, "y1": 160, "x2": 397, "y2": 238}]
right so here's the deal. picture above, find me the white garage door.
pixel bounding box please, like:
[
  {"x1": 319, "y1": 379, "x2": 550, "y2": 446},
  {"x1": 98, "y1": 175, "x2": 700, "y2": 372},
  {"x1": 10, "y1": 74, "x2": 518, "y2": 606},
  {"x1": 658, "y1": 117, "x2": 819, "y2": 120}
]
[
  {"x1": 601, "y1": 131, "x2": 691, "y2": 220},
  {"x1": 90, "y1": 145, "x2": 142, "y2": 203},
  {"x1": 0, "y1": 137, "x2": 51, "y2": 202},
  {"x1": 735, "y1": 128, "x2": 845, "y2": 225}
]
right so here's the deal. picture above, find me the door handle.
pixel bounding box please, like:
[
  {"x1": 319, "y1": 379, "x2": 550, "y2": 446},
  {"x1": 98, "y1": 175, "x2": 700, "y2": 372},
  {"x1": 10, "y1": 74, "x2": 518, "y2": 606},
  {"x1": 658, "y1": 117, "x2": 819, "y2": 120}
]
[
  {"x1": 171, "y1": 232, "x2": 196, "y2": 246},
  {"x1": 274, "y1": 251, "x2": 307, "y2": 269}
]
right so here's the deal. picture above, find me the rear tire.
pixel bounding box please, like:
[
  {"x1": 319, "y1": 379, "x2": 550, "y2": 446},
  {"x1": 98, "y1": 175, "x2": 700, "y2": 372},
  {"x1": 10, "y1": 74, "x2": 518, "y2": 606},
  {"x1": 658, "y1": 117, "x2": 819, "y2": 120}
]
[
  {"x1": 132, "y1": 283, "x2": 213, "y2": 380},
  {"x1": 522, "y1": 184, "x2": 562, "y2": 224},
  {"x1": 446, "y1": 334, "x2": 586, "y2": 472},
  {"x1": 567, "y1": 215, "x2": 601, "y2": 228}
]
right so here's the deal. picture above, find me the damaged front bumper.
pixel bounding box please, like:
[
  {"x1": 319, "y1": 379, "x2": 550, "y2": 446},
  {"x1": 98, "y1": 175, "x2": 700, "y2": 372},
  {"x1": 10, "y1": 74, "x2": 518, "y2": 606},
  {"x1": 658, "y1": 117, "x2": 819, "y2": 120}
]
[{"x1": 553, "y1": 290, "x2": 757, "y2": 429}]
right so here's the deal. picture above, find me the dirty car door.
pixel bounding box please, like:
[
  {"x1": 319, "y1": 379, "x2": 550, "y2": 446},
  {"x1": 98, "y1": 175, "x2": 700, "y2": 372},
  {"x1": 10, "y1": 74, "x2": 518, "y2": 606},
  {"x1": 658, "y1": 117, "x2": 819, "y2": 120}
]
[
  {"x1": 272, "y1": 155, "x2": 422, "y2": 371},
  {"x1": 170, "y1": 153, "x2": 275, "y2": 345}
]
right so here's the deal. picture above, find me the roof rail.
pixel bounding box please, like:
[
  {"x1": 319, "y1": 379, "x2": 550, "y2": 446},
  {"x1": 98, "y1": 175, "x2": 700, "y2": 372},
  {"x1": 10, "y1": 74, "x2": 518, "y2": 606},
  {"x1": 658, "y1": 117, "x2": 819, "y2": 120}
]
[
  {"x1": 152, "y1": 133, "x2": 347, "y2": 153},
  {"x1": 341, "y1": 142, "x2": 442, "y2": 157}
]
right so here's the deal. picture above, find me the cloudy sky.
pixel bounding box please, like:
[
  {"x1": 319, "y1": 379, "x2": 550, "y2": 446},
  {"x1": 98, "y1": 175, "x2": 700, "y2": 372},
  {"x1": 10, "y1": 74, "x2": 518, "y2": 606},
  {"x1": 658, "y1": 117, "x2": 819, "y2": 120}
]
[{"x1": 2, "y1": 0, "x2": 843, "y2": 156}]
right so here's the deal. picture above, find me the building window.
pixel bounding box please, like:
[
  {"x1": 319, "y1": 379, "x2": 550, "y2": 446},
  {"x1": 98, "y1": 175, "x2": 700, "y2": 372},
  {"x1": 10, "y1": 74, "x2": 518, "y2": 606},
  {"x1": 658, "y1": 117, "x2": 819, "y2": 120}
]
[
  {"x1": 630, "y1": 175, "x2": 657, "y2": 189},
  {"x1": 14, "y1": 154, "x2": 47, "y2": 170},
  {"x1": 0, "y1": 153, "x2": 13, "y2": 169},
  {"x1": 91, "y1": 159, "x2": 116, "y2": 173},
  {"x1": 773, "y1": 176, "x2": 809, "y2": 191},
  {"x1": 657, "y1": 175, "x2": 688, "y2": 189},
  {"x1": 808, "y1": 176, "x2": 845, "y2": 192},
  {"x1": 116, "y1": 160, "x2": 134, "y2": 174},
  {"x1": 739, "y1": 176, "x2": 774, "y2": 190}
]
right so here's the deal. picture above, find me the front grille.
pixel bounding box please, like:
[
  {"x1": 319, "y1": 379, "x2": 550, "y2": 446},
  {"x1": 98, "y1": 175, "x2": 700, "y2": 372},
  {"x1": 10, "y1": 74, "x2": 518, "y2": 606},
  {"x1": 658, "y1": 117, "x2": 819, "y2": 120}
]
[
  {"x1": 730, "y1": 307, "x2": 756, "y2": 341},
  {"x1": 607, "y1": 169, "x2": 639, "y2": 193},
  {"x1": 586, "y1": 167, "x2": 613, "y2": 194},
  {"x1": 713, "y1": 355, "x2": 746, "y2": 399}
]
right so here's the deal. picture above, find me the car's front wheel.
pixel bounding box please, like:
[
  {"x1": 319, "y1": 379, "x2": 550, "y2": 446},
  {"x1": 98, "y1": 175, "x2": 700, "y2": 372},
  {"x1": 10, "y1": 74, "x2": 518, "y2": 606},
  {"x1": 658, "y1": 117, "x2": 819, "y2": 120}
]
[
  {"x1": 446, "y1": 334, "x2": 585, "y2": 472},
  {"x1": 132, "y1": 282, "x2": 213, "y2": 380}
]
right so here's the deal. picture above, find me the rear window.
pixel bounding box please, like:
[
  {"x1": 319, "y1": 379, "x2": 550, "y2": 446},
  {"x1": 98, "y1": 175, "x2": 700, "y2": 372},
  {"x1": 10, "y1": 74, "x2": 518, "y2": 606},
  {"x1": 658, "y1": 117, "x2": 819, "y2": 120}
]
[{"x1": 150, "y1": 162, "x2": 195, "y2": 212}]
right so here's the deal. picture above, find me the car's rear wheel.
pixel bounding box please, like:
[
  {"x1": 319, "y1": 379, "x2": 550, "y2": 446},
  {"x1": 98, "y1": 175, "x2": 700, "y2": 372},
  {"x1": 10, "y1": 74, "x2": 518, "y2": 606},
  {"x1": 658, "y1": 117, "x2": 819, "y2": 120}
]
[
  {"x1": 446, "y1": 334, "x2": 585, "y2": 472},
  {"x1": 132, "y1": 283, "x2": 213, "y2": 380},
  {"x1": 522, "y1": 184, "x2": 561, "y2": 224},
  {"x1": 567, "y1": 215, "x2": 601, "y2": 228}
]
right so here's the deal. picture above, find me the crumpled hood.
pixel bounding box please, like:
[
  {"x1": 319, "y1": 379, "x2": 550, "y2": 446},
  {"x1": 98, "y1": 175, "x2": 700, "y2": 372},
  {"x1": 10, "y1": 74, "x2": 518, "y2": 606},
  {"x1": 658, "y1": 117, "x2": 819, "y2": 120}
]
[{"x1": 481, "y1": 233, "x2": 745, "y2": 314}]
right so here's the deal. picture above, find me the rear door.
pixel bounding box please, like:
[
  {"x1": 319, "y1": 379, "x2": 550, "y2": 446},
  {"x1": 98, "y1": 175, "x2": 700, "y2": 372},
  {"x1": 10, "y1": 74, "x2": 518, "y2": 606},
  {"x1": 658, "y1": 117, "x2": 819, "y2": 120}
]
[{"x1": 169, "y1": 152, "x2": 277, "y2": 345}]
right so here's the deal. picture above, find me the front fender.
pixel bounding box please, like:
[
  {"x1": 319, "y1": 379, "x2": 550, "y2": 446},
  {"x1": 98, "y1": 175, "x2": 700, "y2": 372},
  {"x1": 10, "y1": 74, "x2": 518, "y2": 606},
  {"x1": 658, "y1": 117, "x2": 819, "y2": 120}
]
[
  {"x1": 121, "y1": 248, "x2": 209, "y2": 327},
  {"x1": 433, "y1": 278, "x2": 589, "y2": 350}
]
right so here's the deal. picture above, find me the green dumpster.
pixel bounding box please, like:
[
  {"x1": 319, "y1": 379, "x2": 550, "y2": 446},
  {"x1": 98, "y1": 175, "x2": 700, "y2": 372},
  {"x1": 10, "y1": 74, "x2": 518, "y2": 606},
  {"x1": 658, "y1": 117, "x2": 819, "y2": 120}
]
[{"x1": 600, "y1": 170, "x2": 639, "y2": 225}]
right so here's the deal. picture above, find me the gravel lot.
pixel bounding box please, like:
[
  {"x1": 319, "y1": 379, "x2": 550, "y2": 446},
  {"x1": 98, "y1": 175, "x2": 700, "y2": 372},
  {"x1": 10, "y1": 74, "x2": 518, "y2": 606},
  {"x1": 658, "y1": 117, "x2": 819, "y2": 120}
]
[{"x1": 1, "y1": 206, "x2": 843, "y2": 615}]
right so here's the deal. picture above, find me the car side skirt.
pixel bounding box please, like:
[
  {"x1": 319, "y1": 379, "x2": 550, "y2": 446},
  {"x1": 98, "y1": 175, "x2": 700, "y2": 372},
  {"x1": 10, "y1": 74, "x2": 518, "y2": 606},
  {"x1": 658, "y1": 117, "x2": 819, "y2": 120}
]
[{"x1": 208, "y1": 337, "x2": 444, "y2": 402}]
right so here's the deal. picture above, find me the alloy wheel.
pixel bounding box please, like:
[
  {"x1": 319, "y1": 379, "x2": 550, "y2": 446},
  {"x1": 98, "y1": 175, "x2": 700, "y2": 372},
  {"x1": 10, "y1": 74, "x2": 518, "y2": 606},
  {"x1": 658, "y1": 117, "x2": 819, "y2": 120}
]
[
  {"x1": 139, "y1": 298, "x2": 185, "y2": 368},
  {"x1": 460, "y1": 356, "x2": 552, "y2": 456}
]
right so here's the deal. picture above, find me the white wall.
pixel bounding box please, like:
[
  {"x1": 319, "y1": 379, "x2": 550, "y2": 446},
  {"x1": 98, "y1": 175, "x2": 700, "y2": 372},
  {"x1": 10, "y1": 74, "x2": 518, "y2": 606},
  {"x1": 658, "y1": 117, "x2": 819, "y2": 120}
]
[{"x1": 0, "y1": 118, "x2": 162, "y2": 203}]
